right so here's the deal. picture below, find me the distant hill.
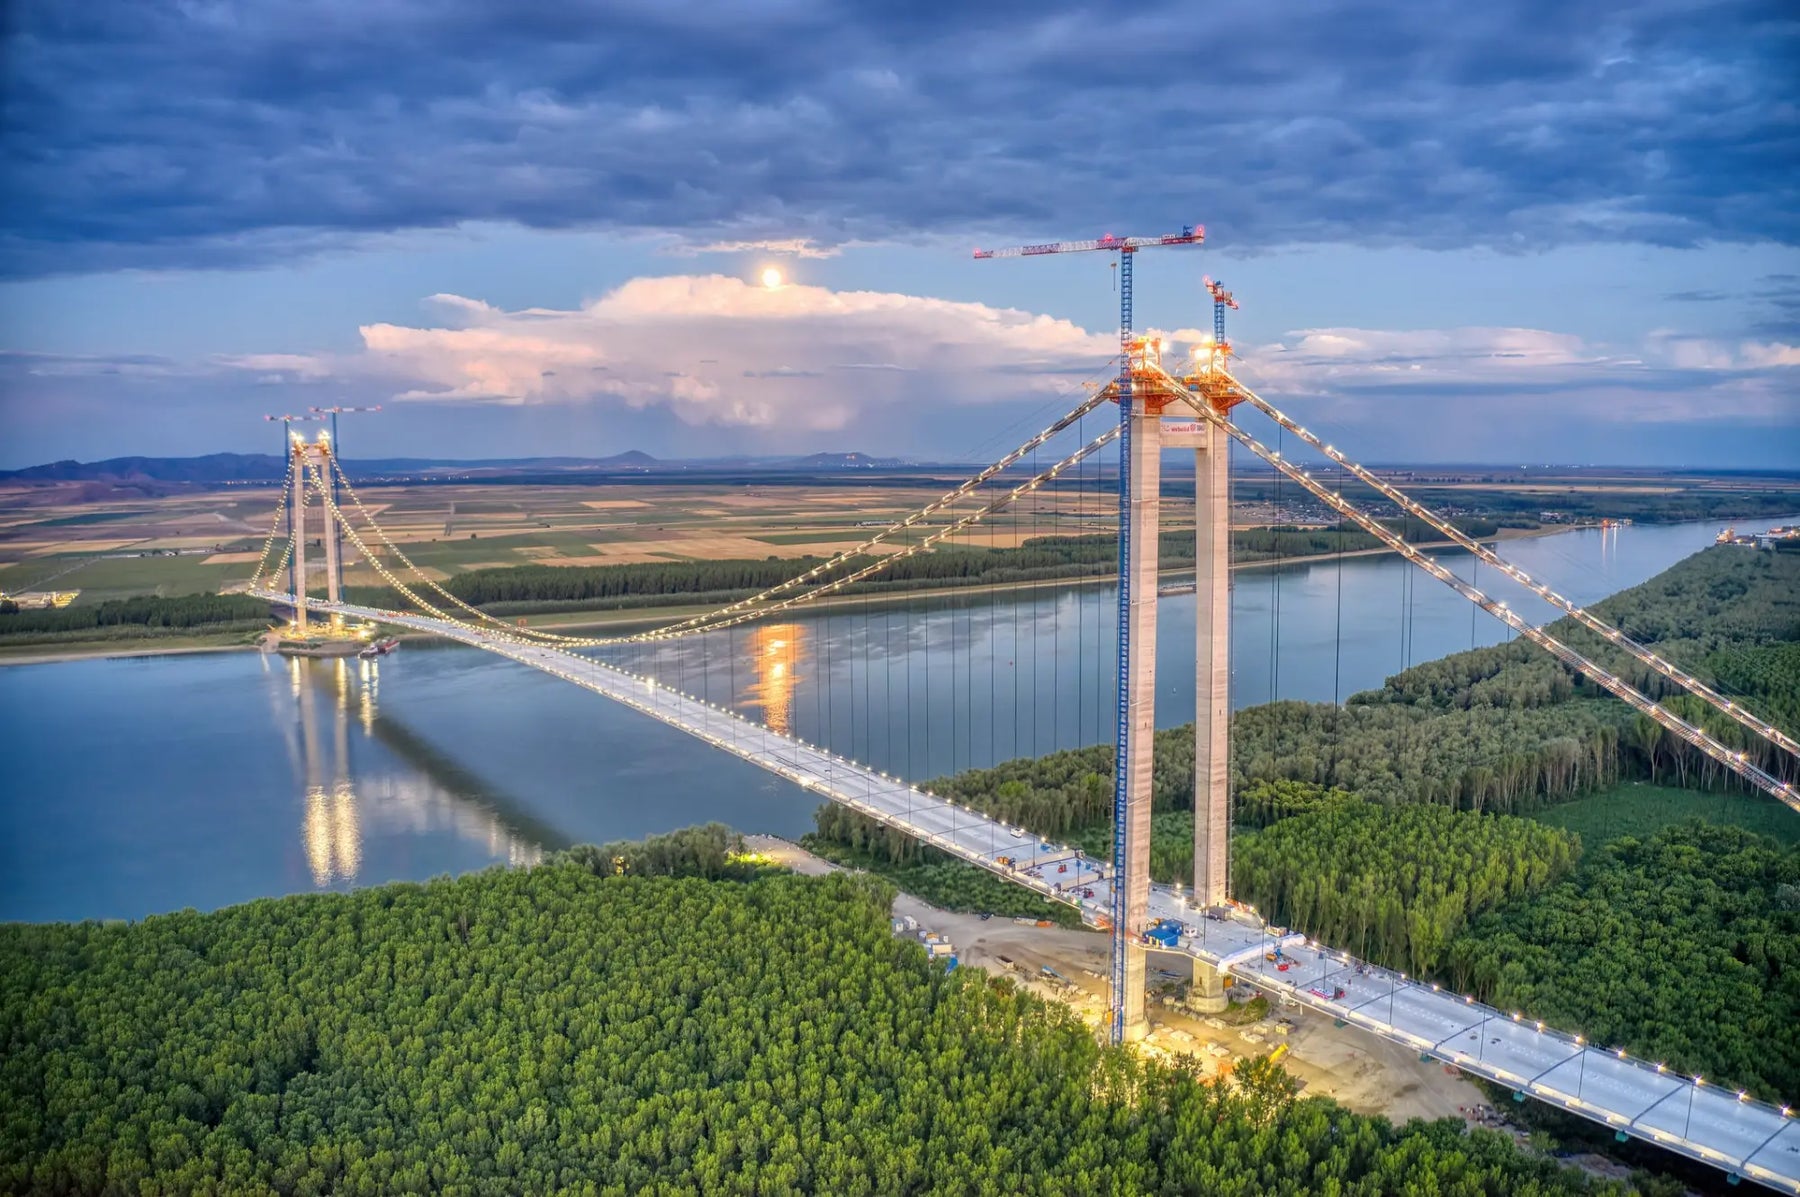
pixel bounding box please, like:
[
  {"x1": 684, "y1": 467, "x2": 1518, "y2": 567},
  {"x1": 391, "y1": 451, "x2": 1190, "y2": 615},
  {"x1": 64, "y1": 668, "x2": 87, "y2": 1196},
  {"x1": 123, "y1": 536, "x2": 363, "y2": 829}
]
[{"x1": 0, "y1": 448, "x2": 916, "y2": 485}]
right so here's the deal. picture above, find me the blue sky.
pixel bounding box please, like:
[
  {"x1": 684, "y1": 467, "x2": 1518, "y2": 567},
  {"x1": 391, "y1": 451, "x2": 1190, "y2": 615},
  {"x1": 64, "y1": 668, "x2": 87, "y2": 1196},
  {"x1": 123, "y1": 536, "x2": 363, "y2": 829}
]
[{"x1": 1, "y1": 0, "x2": 1795, "y2": 468}]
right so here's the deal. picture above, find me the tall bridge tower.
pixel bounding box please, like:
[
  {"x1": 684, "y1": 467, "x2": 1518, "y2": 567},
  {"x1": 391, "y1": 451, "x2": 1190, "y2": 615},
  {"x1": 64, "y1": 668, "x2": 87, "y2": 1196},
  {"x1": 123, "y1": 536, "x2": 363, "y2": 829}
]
[
  {"x1": 1110, "y1": 324, "x2": 1240, "y2": 1039},
  {"x1": 286, "y1": 433, "x2": 345, "y2": 633},
  {"x1": 971, "y1": 227, "x2": 1237, "y2": 1043}
]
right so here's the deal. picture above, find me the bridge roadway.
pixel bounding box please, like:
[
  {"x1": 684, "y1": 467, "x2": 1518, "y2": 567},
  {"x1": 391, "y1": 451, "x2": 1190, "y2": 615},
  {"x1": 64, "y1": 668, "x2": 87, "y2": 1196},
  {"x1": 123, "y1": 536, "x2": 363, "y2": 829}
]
[{"x1": 279, "y1": 597, "x2": 1800, "y2": 1193}]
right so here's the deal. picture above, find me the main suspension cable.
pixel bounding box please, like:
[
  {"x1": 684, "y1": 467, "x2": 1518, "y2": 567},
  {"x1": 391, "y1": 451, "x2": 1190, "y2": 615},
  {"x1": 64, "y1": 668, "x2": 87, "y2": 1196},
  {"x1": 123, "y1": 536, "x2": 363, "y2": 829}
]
[
  {"x1": 1154, "y1": 367, "x2": 1800, "y2": 813},
  {"x1": 248, "y1": 449, "x2": 299, "y2": 591},
  {"x1": 641, "y1": 382, "x2": 1118, "y2": 640},
  {"x1": 618, "y1": 422, "x2": 1125, "y2": 644},
  {"x1": 1221, "y1": 376, "x2": 1800, "y2": 763}
]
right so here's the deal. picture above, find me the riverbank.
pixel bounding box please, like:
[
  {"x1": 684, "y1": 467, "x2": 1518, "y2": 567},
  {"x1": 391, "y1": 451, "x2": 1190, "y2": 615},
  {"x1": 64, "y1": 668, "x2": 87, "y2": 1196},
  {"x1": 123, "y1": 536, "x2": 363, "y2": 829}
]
[
  {"x1": 0, "y1": 634, "x2": 258, "y2": 667},
  {"x1": 0, "y1": 524, "x2": 1565, "y2": 666},
  {"x1": 453, "y1": 526, "x2": 1556, "y2": 637}
]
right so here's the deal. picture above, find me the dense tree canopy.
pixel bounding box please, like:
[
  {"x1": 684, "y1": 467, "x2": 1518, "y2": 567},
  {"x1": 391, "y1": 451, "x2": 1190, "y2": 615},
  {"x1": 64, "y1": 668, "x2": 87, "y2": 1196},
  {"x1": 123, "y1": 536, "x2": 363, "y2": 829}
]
[
  {"x1": 1445, "y1": 823, "x2": 1800, "y2": 1103},
  {"x1": 1231, "y1": 804, "x2": 1581, "y2": 974},
  {"x1": 0, "y1": 859, "x2": 1622, "y2": 1196}
]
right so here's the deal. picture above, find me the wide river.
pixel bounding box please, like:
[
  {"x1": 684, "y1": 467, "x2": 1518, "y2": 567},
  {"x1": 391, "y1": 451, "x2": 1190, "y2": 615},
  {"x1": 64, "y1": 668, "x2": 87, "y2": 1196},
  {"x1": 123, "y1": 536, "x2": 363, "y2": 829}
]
[{"x1": 0, "y1": 518, "x2": 1758, "y2": 922}]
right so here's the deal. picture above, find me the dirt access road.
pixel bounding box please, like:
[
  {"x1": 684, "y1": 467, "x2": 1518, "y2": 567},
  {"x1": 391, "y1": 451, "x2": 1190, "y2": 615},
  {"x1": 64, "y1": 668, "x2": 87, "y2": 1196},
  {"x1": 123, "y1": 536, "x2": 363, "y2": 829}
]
[{"x1": 747, "y1": 835, "x2": 1484, "y2": 1125}]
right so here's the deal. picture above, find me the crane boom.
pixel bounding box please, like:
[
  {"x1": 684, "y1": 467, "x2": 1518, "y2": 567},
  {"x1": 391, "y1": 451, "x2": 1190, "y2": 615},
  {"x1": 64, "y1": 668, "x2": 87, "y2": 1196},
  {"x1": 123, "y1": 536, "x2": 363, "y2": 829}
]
[{"x1": 973, "y1": 226, "x2": 1203, "y2": 259}]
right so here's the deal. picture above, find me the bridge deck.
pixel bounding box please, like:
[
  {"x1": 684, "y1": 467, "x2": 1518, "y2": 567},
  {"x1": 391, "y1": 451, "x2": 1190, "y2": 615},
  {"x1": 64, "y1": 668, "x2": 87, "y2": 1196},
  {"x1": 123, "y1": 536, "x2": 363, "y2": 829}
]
[{"x1": 281, "y1": 597, "x2": 1800, "y2": 1193}]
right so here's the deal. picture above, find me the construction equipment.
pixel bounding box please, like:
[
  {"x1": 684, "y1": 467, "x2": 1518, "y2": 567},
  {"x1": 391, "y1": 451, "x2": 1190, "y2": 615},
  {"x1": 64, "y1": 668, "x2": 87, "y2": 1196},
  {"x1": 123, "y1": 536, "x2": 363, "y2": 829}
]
[
  {"x1": 309, "y1": 405, "x2": 382, "y2": 451},
  {"x1": 1203, "y1": 276, "x2": 1238, "y2": 363},
  {"x1": 976, "y1": 225, "x2": 1207, "y2": 1048}
]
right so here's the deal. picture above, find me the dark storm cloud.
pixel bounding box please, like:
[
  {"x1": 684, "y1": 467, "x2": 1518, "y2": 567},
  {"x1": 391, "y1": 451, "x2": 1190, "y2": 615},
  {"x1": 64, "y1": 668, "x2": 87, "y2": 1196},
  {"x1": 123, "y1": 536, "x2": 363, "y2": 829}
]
[{"x1": 3, "y1": 0, "x2": 1796, "y2": 276}]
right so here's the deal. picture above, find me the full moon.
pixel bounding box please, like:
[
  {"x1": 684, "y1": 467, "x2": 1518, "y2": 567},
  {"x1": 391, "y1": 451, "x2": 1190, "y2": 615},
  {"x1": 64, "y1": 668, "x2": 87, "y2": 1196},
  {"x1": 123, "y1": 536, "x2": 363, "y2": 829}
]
[{"x1": 760, "y1": 267, "x2": 783, "y2": 289}]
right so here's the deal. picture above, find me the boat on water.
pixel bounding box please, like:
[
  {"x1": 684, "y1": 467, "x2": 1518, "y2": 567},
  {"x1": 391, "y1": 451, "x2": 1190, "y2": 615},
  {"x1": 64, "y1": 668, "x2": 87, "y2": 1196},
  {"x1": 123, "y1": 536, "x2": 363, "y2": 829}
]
[{"x1": 358, "y1": 636, "x2": 401, "y2": 660}]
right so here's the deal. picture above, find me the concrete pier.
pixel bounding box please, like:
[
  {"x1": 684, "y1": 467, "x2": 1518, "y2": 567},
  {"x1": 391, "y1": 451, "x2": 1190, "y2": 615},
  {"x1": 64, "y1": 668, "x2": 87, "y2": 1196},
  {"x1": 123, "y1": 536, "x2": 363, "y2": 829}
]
[{"x1": 1116, "y1": 398, "x2": 1162, "y2": 1041}]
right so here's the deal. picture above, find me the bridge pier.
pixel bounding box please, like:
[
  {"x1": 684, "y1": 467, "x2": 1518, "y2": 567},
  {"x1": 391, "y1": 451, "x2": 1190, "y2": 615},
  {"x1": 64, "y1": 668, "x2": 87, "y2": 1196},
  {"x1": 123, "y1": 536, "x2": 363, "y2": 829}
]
[
  {"x1": 1115, "y1": 398, "x2": 1162, "y2": 1042},
  {"x1": 291, "y1": 442, "x2": 309, "y2": 635},
  {"x1": 1193, "y1": 421, "x2": 1232, "y2": 909},
  {"x1": 1187, "y1": 962, "x2": 1230, "y2": 1013},
  {"x1": 1164, "y1": 404, "x2": 1235, "y2": 1005},
  {"x1": 320, "y1": 444, "x2": 344, "y2": 612}
]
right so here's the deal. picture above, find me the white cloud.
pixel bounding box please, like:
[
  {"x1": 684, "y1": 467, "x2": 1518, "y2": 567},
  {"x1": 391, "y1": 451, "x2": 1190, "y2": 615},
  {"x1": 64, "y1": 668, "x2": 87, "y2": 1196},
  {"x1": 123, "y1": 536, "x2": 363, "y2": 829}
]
[
  {"x1": 213, "y1": 278, "x2": 1796, "y2": 441},
  {"x1": 235, "y1": 274, "x2": 1116, "y2": 431},
  {"x1": 1240, "y1": 324, "x2": 1797, "y2": 423}
]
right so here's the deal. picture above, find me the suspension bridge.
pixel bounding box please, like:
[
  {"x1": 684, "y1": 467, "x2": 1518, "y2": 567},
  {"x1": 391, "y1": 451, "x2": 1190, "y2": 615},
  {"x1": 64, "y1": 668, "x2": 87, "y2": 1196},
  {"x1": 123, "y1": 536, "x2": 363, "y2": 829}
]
[{"x1": 246, "y1": 250, "x2": 1799, "y2": 1191}]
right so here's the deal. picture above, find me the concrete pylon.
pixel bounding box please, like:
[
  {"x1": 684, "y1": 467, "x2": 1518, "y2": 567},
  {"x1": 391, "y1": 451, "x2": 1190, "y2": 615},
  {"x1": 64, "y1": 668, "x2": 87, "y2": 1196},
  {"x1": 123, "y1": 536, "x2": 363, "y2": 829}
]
[
  {"x1": 1115, "y1": 396, "x2": 1162, "y2": 1042},
  {"x1": 291, "y1": 442, "x2": 309, "y2": 636},
  {"x1": 320, "y1": 446, "x2": 343, "y2": 610},
  {"x1": 1189, "y1": 420, "x2": 1233, "y2": 1011}
]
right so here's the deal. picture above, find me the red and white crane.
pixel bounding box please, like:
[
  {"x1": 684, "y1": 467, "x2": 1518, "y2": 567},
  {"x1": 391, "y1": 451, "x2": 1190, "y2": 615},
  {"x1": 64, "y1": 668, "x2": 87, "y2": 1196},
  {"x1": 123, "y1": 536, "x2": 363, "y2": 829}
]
[{"x1": 972, "y1": 227, "x2": 1205, "y2": 260}]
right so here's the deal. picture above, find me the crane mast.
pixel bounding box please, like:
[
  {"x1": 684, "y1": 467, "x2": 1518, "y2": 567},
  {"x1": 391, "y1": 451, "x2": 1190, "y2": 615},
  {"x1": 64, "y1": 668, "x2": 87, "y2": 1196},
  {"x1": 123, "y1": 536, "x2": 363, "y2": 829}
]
[{"x1": 975, "y1": 225, "x2": 1206, "y2": 1045}]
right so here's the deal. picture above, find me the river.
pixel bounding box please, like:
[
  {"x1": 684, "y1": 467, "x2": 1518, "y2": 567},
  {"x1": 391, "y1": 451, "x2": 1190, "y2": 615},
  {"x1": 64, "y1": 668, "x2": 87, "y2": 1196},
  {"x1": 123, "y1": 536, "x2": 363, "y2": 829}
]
[{"x1": 0, "y1": 518, "x2": 1758, "y2": 922}]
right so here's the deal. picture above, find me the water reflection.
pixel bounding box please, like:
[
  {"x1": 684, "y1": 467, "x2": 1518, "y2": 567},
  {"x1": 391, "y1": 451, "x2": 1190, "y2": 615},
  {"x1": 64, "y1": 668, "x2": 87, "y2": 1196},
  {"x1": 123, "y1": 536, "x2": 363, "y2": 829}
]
[
  {"x1": 745, "y1": 623, "x2": 806, "y2": 735},
  {"x1": 279, "y1": 655, "x2": 545, "y2": 888}
]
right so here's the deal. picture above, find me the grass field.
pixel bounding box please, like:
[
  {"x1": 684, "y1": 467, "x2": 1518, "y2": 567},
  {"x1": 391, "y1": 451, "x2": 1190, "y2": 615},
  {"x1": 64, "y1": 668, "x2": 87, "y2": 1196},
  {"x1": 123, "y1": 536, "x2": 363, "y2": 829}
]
[{"x1": 1531, "y1": 781, "x2": 1800, "y2": 849}]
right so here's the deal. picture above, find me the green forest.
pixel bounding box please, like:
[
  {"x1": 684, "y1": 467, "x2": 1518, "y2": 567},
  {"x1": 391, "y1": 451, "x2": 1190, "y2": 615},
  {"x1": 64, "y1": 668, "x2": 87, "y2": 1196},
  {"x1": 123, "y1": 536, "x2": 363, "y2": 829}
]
[
  {"x1": 0, "y1": 851, "x2": 1630, "y2": 1196},
  {"x1": 802, "y1": 812, "x2": 1083, "y2": 926},
  {"x1": 1230, "y1": 804, "x2": 1582, "y2": 974},
  {"x1": 1445, "y1": 823, "x2": 1800, "y2": 1102}
]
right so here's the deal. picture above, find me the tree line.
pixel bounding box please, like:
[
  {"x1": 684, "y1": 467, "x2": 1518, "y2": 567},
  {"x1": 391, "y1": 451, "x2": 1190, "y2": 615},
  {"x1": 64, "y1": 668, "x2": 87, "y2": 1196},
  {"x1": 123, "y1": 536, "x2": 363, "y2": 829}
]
[
  {"x1": 0, "y1": 593, "x2": 271, "y2": 639},
  {"x1": 1358, "y1": 545, "x2": 1799, "y2": 787},
  {"x1": 803, "y1": 808, "x2": 1083, "y2": 926},
  {"x1": 547, "y1": 822, "x2": 756, "y2": 881},
  {"x1": 0, "y1": 850, "x2": 1627, "y2": 1195},
  {"x1": 339, "y1": 524, "x2": 1429, "y2": 615}
]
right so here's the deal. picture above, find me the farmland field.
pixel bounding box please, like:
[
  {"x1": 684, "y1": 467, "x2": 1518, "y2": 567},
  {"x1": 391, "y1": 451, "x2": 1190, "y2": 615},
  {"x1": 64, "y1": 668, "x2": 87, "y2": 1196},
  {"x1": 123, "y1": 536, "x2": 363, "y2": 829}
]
[{"x1": 0, "y1": 478, "x2": 1121, "y2": 602}]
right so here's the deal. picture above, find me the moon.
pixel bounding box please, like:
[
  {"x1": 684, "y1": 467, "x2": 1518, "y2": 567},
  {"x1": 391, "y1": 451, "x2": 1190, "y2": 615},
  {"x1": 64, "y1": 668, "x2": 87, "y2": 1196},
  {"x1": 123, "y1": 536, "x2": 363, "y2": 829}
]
[{"x1": 760, "y1": 267, "x2": 783, "y2": 289}]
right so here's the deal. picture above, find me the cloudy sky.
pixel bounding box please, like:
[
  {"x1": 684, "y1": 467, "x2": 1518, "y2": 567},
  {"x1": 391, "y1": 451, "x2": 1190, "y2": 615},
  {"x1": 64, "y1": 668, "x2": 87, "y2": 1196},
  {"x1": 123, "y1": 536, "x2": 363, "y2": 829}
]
[{"x1": 1, "y1": 0, "x2": 1795, "y2": 468}]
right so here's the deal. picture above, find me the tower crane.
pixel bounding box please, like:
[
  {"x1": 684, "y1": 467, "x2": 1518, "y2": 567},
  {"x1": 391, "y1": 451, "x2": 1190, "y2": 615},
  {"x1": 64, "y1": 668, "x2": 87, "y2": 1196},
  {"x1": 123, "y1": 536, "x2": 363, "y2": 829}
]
[
  {"x1": 263, "y1": 411, "x2": 324, "y2": 439},
  {"x1": 975, "y1": 225, "x2": 1205, "y2": 1045},
  {"x1": 974, "y1": 226, "x2": 1204, "y2": 367},
  {"x1": 1204, "y1": 276, "x2": 1238, "y2": 362},
  {"x1": 309, "y1": 405, "x2": 382, "y2": 452},
  {"x1": 1189, "y1": 277, "x2": 1244, "y2": 411}
]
